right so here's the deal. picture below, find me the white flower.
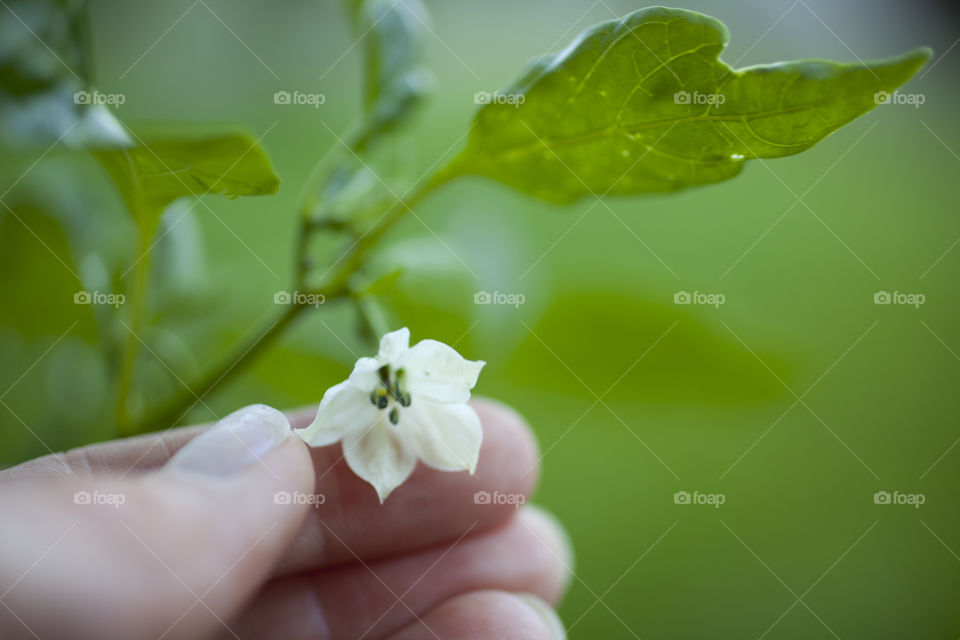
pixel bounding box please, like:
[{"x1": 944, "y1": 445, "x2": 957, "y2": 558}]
[{"x1": 296, "y1": 327, "x2": 485, "y2": 502}]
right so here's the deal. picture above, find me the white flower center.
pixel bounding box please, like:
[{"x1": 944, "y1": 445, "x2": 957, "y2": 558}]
[{"x1": 368, "y1": 364, "x2": 412, "y2": 425}]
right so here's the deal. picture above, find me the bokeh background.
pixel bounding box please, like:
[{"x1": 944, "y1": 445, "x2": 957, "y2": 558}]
[{"x1": 2, "y1": 0, "x2": 958, "y2": 637}]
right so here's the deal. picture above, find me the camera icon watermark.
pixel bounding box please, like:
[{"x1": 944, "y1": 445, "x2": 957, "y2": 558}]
[
  {"x1": 874, "y1": 91, "x2": 925, "y2": 108},
  {"x1": 474, "y1": 290, "x2": 525, "y2": 308},
  {"x1": 74, "y1": 290, "x2": 125, "y2": 308},
  {"x1": 673, "y1": 490, "x2": 725, "y2": 508},
  {"x1": 74, "y1": 90, "x2": 126, "y2": 108},
  {"x1": 873, "y1": 290, "x2": 925, "y2": 308},
  {"x1": 673, "y1": 290, "x2": 725, "y2": 308},
  {"x1": 473, "y1": 490, "x2": 525, "y2": 508},
  {"x1": 873, "y1": 490, "x2": 924, "y2": 508},
  {"x1": 473, "y1": 90, "x2": 525, "y2": 107},
  {"x1": 273, "y1": 90, "x2": 325, "y2": 108},
  {"x1": 274, "y1": 290, "x2": 325, "y2": 308},
  {"x1": 73, "y1": 490, "x2": 126, "y2": 508},
  {"x1": 273, "y1": 490, "x2": 326, "y2": 505},
  {"x1": 673, "y1": 90, "x2": 725, "y2": 106}
]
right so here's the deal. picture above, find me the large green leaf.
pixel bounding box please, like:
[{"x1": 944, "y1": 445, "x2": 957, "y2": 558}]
[
  {"x1": 454, "y1": 7, "x2": 930, "y2": 203},
  {"x1": 95, "y1": 133, "x2": 280, "y2": 226}
]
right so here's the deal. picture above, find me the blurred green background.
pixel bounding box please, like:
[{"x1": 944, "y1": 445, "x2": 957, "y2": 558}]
[{"x1": 2, "y1": 0, "x2": 959, "y2": 637}]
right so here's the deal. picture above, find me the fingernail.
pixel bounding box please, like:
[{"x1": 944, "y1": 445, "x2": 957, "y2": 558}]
[
  {"x1": 166, "y1": 404, "x2": 291, "y2": 475},
  {"x1": 515, "y1": 594, "x2": 566, "y2": 640}
]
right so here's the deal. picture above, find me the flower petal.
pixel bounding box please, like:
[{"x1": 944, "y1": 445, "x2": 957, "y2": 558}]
[
  {"x1": 402, "y1": 398, "x2": 483, "y2": 473},
  {"x1": 399, "y1": 339, "x2": 485, "y2": 403},
  {"x1": 347, "y1": 356, "x2": 382, "y2": 392},
  {"x1": 342, "y1": 413, "x2": 418, "y2": 502},
  {"x1": 378, "y1": 327, "x2": 410, "y2": 364},
  {"x1": 296, "y1": 381, "x2": 378, "y2": 447}
]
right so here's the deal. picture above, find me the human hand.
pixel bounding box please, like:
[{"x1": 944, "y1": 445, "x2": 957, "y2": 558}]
[{"x1": 0, "y1": 400, "x2": 570, "y2": 639}]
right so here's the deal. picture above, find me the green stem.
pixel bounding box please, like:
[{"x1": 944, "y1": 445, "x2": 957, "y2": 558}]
[
  {"x1": 353, "y1": 294, "x2": 391, "y2": 349},
  {"x1": 126, "y1": 159, "x2": 463, "y2": 434},
  {"x1": 115, "y1": 211, "x2": 157, "y2": 434},
  {"x1": 131, "y1": 296, "x2": 324, "y2": 434}
]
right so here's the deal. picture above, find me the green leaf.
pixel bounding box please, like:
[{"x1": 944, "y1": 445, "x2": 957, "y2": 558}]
[
  {"x1": 347, "y1": 0, "x2": 433, "y2": 151},
  {"x1": 95, "y1": 133, "x2": 281, "y2": 226},
  {"x1": 454, "y1": 7, "x2": 931, "y2": 204},
  {"x1": 0, "y1": 203, "x2": 97, "y2": 340}
]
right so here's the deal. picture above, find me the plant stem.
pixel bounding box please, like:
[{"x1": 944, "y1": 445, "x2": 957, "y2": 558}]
[
  {"x1": 115, "y1": 210, "x2": 157, "y2": 435},
  {"x1": 131, "y1": 295, "x2": 326, "y2": 434},
  {"x1": 126, "y1": 160, "x2": 462, "y2": 434}
]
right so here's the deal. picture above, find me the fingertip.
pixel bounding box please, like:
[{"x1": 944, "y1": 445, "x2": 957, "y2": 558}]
[
  {"x1": 519, "y1": 505, "x2": 575, "y2": 604},
  {"x1": 514, "y1": 593, "x2": 568, "y2": 640},
  {"x1": 471, "y1": 397, "x2": 541, "y2": 494},
  {"x1": 386, "y1": 590, "x2": 566, "y2": 640}
]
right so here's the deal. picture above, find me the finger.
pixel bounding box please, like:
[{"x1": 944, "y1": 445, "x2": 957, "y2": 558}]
[
  {"x1": 0, "y1": 425, "x2": 206, "y2": 481},
  {"x1": 0, "y1": 405, "x2": 314, "y2": 640},
  {"x1": 385, "y1": 591, "x2": 566, "y2": 640},
  {"x1": 2, "y1": 398, "x2": 543, "y2": 575},
  {"x1": 276, "y1": 398, "x2": 541, "y2": 574},
  {"x1": 228, "y1": 507, "x2": 572, "y2": 640}
]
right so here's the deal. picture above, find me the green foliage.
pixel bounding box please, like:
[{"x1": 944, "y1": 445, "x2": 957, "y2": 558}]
[
  {"x1": 454, "y1": 7, "x2": 930, "y2": 203},
  {"x1": 0, "y1": 0, "x2": 128, "y2": 147},
  {"x1": 0, "y1": 1, "x2": 932, "y2": 443},
  {"x1": 305, "y1": 0, "x2": 431, "y2": 230},
  {"x1": 347, "y1": 0, "x2": 432, "y2": 152},
  {"x1": 0, "y1": 205, "x2": 92, "y2": 339},
  {"x1": 506, "y1": 291, "x2": 786, "y2": 404},
  {"x1": 95, "y1": 134, "x2": 280, "y2": 228}
]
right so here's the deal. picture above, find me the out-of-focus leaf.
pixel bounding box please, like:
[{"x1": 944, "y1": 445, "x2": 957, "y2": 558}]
[
  {"x1": 304, "y1": 0, "x2": 431, "y2": 229},
  {"x1": 95, "y1": 133, "x2": 280, "y2": 227},
  {"x1": 307, "y1": 154, "x2": 398, "y2": 226},
  {"x1": 505, "y1": 290, "x2": 788, "y2": 405},
  {"x1": 347, "y1": 0, "x2": 433, "y2": 151},
  {"x1": 0, "y1": 0, "x2": 129, "y2": 147},
  {"x1": 454, "y1": 7, "x2": 930, "y2": 203},
  {"x1": 0, "y1": 204, "x2": 98, "y2": 340},
  {"x1": 352, "y1": 266, "x2": 405, "y2": 296}
]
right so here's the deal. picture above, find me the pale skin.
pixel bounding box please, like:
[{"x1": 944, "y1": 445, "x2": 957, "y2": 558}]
[{"x1": 0, "y1": 399, "x2": 571, "y2": 640}]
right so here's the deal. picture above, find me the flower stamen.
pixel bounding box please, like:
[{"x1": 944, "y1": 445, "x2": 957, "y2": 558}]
[{"x1": 369, "y1": 365, "x2": 412, "y2": 411}]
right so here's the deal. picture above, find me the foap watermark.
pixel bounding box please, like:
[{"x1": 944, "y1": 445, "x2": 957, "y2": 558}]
[
  {"x1": 74, "y1": 90, "x2": 126, "y2": 108},
  {"x1": 273, "y1": 490, "x2": 326, "y2": 505},
  {"x1": 274, "y1": 290, "x2": 325, "y2": 307},
  {"x1": 474, "y1": 90, "x2": 525, "y2": 107},
  {"x1": 274, "y1": 90, "x2": 326, "y2": 108},
  {"x1": 674, "y1": 90, "x2": 725, "y2": 106},
  {"x1": 75, "y1": 290, "x2": 125, "y2": 308},
  {"x1": 873, "y1": 490, "x2": 925, "y2": 509},
  {"x1": 74, "y1": 490, "x2": 126, "y2": 508},
  {"x1": 473, "y1": 490, "x2": 526, "y2": 508},
  {"x1": 874, "y1": 91, "x2": 925, "y2": 108},
  {"x1": 874, "y1": 290, "x2": 925, "y2": 308},
  {"x1": 474, "y1": 290, "x2": 525, "y2": 308},
  {"x1": 674, "y1": 490, "x2": 725, "y2": 508},
  {"x1": 674, "y1": 290, "x2": 725, "y2": 308}
]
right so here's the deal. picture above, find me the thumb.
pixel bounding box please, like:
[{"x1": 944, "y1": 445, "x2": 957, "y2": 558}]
[{"x1": 0, "y1": 404, "x2": 315, "y2": 640}]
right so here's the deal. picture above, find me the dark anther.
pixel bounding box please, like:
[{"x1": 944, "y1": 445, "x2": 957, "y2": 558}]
[
  {"x1": 377, "y1": 364, "x2": 391, "y2": 387},
  {"x1": 388, "y1": 407, "x2": 399, "y2": 425}
]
